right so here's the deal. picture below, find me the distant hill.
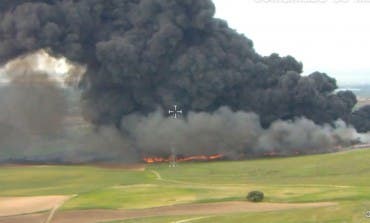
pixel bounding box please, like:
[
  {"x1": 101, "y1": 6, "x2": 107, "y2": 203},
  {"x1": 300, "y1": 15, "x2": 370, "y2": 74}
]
[
  {"x1": 338, "y1": 84, "x2": 370, "y2": 109},
  {"x1": 338, "y1": 84, "x2": 370, "y2": 97}
]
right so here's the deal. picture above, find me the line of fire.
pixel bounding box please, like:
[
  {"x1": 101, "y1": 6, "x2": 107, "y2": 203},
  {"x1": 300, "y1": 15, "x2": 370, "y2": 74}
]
[{"x1": 143, "y1": 154, "x2": 224, "y2": 164}]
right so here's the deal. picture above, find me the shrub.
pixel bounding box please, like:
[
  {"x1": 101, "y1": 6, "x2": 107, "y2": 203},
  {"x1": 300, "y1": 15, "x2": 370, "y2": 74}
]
[{"x1": 247, "y1": 190, "x2": 264, "y2": 202}]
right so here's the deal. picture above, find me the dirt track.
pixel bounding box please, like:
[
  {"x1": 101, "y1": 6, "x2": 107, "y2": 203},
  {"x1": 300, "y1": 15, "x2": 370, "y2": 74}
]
[
  {"x1": 0, "y1": 195, "x2": 336, "y2": 223},
  {"x1": 50, "y1": 201, "x2": 336, "y2": 223},
  {"x1": 0, "y1": 196, "x2": 70, "y2": 217},
  {"x1": 0, "y1": 213, "x2": 47, "y2": 223}
]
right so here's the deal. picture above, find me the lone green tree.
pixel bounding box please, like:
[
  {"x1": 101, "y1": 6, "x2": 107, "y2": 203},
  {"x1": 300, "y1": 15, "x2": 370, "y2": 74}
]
[{"x1": 247, "y1": 191, "x2": 264, "y2": 202}]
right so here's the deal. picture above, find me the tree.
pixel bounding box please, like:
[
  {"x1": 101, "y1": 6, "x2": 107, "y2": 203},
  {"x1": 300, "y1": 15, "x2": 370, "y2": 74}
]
[{"x1": 247, "y1": 191, "x2": 264, "y2": 202}]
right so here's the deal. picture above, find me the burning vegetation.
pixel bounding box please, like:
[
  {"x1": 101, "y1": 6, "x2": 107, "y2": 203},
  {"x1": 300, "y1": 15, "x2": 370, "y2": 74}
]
[{"x1": 143, "y1": 154, "x2": 224, "y2": 164}]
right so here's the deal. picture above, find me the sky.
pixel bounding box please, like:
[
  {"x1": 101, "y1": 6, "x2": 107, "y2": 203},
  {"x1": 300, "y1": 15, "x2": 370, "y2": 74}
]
[{"x1": 213, "y1": 0, "x2": 370, "y2": 86}]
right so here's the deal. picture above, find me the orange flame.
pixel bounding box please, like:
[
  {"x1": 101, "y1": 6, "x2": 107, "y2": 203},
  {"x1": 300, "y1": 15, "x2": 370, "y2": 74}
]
[{"x1": 143, "y1": 154, "x2": 224, "y2": 163}]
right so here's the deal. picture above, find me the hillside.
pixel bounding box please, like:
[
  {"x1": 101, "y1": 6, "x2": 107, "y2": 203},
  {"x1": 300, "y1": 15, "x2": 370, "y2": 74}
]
[{"x1": 1, "y1": 148, "x2": 370, "y2": 222}]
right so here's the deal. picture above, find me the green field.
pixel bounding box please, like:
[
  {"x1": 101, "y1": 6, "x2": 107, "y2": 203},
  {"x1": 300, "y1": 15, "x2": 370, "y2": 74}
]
[{"x1": 1, "y1": 149, "x2": 370, "y2": 222}]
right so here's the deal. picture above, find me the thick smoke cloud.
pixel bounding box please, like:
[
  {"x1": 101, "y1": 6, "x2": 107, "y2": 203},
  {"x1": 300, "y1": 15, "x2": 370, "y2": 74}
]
[
  {"x1": 0, "y1": 0, "x2": 357, "y2": 128},
  {"x1": 122, "y1": 107, "x2": 361, "y2": 158},
  {"x1": 350, "y1": 105, "x2": 370, "y2": 133},
  {"x1": 0, "y1": 0, "x2": 365, "y2": 162},
  {"x1": 257, "y1": 119, "x2": 358, "y2": 155},
  {"x1": 122, "y1": 107, "x2": 262, "y2": 158},
  {"x1": 0, "y1": 52, "x2": 136, "y2": 163},
  {"x1": 0, "y1": 53, "x2": 67, "y2": 157}
]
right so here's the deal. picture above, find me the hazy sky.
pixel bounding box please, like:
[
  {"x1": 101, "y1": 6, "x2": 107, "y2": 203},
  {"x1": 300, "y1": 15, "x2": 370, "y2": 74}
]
[{"x1": 213, "y1": 0, "x2": 370, "y2": 85}]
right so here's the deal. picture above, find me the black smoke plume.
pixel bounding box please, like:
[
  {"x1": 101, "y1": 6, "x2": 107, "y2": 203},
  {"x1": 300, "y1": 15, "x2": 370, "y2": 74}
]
[
  {"x1": 350, "y1": 105, "x2": 370, "y2": 133},
  {"x1": 0, "y1": 0, "x2": 357, "y2": 127},
  {"x1": 0, "y1": 0, "x2": 365, "y2": 162}
]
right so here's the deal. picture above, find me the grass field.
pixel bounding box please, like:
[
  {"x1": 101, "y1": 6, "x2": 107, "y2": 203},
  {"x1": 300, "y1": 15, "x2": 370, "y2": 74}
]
[{"x1": 1, "y1": 149, "x2": 370, "y2": 222}]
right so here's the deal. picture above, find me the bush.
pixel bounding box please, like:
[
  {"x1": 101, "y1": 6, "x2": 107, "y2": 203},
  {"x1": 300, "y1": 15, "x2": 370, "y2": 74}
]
[{"x1": 246, "y1": 190, "x2": 264, "y2": 202}]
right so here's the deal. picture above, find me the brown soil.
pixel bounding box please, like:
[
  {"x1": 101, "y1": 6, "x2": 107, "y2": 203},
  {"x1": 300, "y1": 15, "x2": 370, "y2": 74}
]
[
  {"x1": 49, "y1": 201, "x2": 336, "y2": 223},
  {"x1": 0, "y1": 213, "x2": 48, "y2": 223},
  {"x1": 0, "y1": 197, "x2": 336, "y2": 223},
  {"x1": 0, "y1": 196, "x2": 71, "y2": 217}
]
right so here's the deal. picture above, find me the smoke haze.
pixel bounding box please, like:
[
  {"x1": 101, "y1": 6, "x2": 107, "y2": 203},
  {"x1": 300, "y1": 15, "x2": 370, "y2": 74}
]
[
  {"x1": 0, "y1": 0, "x2": 368, "y2": 163},
  {"x1": 122, "y1": 107, "x2": 361, "y2": 158}
]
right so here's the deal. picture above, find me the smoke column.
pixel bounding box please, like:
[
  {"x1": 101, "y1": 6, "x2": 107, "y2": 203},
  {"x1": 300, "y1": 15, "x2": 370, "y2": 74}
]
[
  {"x1": 0, "y1": 52, "x2": 67, "y2": 159},
  {"x1": 0, "y1": 0, "x2": 357, "y2": 127},
  {"x1": 0, "y1": 0, "x2": 366, "y2": 162}
]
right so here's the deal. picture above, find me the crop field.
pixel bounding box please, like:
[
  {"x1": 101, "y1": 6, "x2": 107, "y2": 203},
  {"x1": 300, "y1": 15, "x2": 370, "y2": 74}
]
[{"x1": 1, "y1": 149, "x2": 370, "y2": 222}]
